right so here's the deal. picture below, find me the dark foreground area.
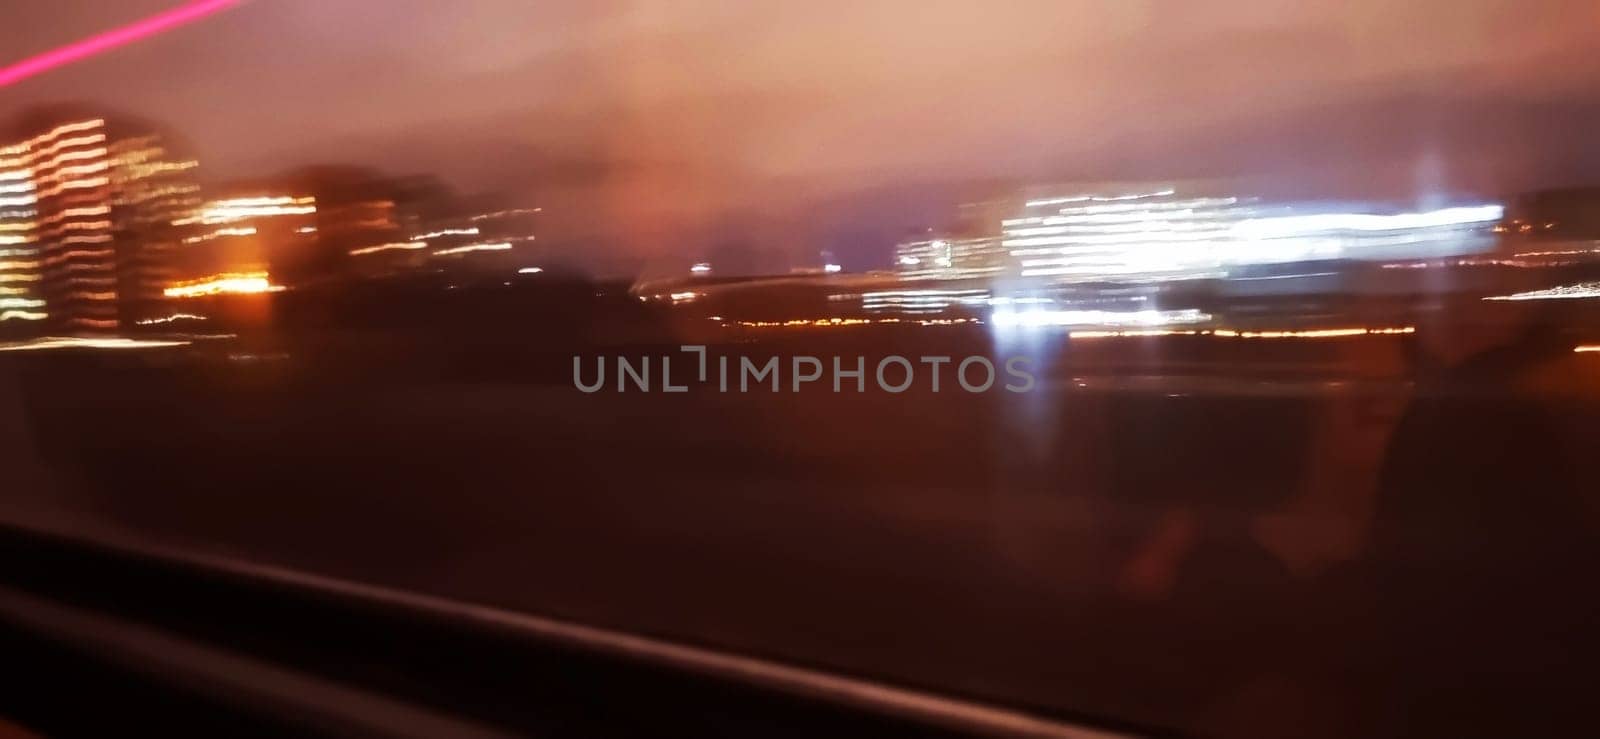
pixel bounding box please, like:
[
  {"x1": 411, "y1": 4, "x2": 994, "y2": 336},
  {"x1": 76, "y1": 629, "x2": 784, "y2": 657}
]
[
  {"x1": 2, "y1": 321, "x2": 1598, "y2": 737},
  {"x1": 1, "y1": 522, "x2": 1113, "y2": 738}
]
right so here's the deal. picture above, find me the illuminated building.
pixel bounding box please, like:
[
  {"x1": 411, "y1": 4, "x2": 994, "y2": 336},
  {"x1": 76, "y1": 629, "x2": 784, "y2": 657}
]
[
  {"x1": 1002, "y1": 186, "x2": 1503, "y2": 284},
  {"x1": 175, "y1": 169, "x2": 537, "y2": 288},
  {"x1": 357, "y1": 199, "x2": 539, "y2": 278},
  {"x1": 306, "y1": 171, "x2": 535, "y2": 283},
  {"x1": 431, "y1": 205, "x2": 538, "y2": 268},
  {"x1": 278, "y1": 169, "x2": 538, "y2": 282},
  {"x1": 891, "y1": 194, "x2": 1015, "y2": 282},
  {"x1": 894, "y1": 236, "x2": 1007, "y2": 281},
  {"x1": 0, "y1": 117, "x2": 117, "y2": 332},
  {"x1": 109, "y1": 133, "x2": 202, "y2": 322},
  {"x1": 860, "y1": 287, "x2": 991, "y2": 314},
  {"x1": 168, "y1": 192, "x2": 315, "y2": 298},
  {"x1": 322, "y1": 197, "x2": 399, "y2": 252},
  {"x1": 1, "y1": 108, "x2": 205, "y2": 334},
  {"x1": 1004, "y1": 188, "x2": 1234, "y2": 282},
  {"x1": 0, "y1": 136, "x2": 45, "y2": 333}
]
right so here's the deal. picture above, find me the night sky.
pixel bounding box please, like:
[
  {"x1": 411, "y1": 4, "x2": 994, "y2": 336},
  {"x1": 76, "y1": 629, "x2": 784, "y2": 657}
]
[{"x1": 5, "y1": 0, "x2": 1600, "y2": 270}]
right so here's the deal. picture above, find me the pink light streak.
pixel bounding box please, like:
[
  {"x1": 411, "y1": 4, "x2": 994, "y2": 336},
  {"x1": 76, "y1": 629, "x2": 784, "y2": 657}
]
[{"x1": 0, "y1": 0, "x2": 242, "y2": 89}]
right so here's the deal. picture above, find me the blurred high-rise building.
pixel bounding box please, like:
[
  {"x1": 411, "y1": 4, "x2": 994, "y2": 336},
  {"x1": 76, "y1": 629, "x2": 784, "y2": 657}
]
[
  {"x1": 110, "y1": 133, "x2": 203, "y2": 323},
  {"x1": 891, "y1": 196, "x2": 1013, "y2": 282},
  {"x1": 1002, "y1": 188, "x2": 1243, "y2": 283},
  {"x1": 0, "y1": 108, "x2": 201, "y2": 335},
  {"x1": 169, "y1": 169, "x2": 537, "y2": 292},
  {"x1": 1003, "y1": 185, "x2": 1503, "y2": 284},
  {"x1": 273, "y1": 166, "x2": 405, "y2": 284},
  {"x1": 349, "y1": 190, "x2": 541, "y2": 281},
  {"x1": 893, "y1": 235, "x2": 1007, "y2": 281},
  {"x1": 1, "y1": 117, "x2": 117, "y2": 334},
  {"x1": 0, "y1": 138, "x2": 46, "y2": 336},
  {"x1": 165, "y1": 190, "x2": 316, "y2": 301}
]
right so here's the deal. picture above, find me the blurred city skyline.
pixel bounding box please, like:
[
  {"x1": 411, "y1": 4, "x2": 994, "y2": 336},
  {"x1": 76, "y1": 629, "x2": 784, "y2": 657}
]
[
  {"x1": 4, "y1": 8, "x2": 1600, "y2": 735},
  {"x1": 5, "y1": 0, "x2": 1600, "y2": 268}
]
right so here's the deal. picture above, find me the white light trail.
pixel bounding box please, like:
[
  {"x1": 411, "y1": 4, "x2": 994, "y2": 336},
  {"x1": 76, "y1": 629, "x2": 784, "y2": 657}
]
[
  {"x1": 0, "y1": 336, "x2": 191, "y2": 352},
  {"x1": 1484, "y1": 283, "x2": 1600, "y2": 301},
  {"x1": 411, "y1": 227, "x2": 479, "y2": 241},
  {"x1": 350, "y1": 242, "x2": 426, "y2": 256},
  {"x1": 433, "y1": 242, "x2": 511, "y2": 256},
  {"x1": 991, "y1": 308, "x2": 1211, "y2": 329}
]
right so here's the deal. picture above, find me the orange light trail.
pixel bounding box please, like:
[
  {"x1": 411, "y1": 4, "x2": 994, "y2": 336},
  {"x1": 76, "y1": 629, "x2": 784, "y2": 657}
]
[
  {"x1": 164, "y1": 272, "x2": 282, "y2": 298},
  {"x1": 0, "y1": 1, "x2": 243, "y2": 89}
]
